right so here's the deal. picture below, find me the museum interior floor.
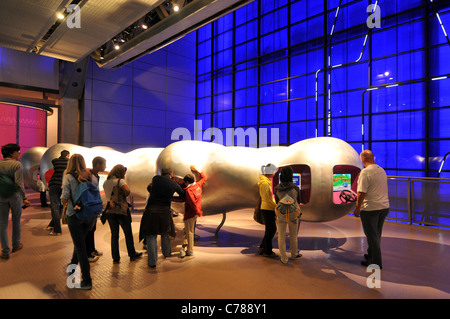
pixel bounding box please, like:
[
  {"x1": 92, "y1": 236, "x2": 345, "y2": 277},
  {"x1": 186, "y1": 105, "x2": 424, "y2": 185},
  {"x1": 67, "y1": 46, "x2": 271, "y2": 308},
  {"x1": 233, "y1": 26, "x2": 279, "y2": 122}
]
[{"x1": 1, "y1": 190, "x2": 449, "y2": 300}]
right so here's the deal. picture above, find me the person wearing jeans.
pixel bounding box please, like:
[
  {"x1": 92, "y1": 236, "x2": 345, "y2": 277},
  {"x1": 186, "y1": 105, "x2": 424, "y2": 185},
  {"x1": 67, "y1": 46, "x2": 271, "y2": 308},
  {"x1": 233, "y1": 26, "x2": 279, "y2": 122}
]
[
  {"x1": 139, "y1": 167, "x2": 184, "y2": 268},
  {"x1": 66, "y1": 213, "x2": 96, "y2": 288},
  {"x1": 0, "y1": 143, "x2": 30, "y2": 260},
  {"x1": 61, "y1": 154, "x2": 96, "y2": 290},
  {"x1": 102, "y1": 164, "x2": 142, "y2": 264},
  {"x1": 146, "y1": 233, "x2": 171, "y2": 267}
]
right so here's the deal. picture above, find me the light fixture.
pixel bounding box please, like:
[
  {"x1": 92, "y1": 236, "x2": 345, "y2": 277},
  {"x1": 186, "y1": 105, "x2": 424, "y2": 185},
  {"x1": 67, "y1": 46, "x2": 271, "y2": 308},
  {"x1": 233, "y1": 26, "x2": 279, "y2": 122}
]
[
  {"x1": 57, "y1": 13, "x2": 65, "y2": 20},
  {"x1": 141, "y1": 23, "x2": 148, "y2": 29},
  {"x1": 173, "y1": 4, "x2": 180, "y2": 12}
]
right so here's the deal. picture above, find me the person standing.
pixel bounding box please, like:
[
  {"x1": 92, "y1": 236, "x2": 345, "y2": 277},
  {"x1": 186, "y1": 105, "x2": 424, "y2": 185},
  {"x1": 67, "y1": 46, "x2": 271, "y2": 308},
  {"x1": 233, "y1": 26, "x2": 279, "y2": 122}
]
[
  {"x1": 257, "y1": 163, "x2": 278, "y2": 257},
  {"x1": 36, "y1": 172, "x2": 48, "y2": 207},
  {"x1": 139, "y1": 167, "x2": 185, "y2": 268},
  {"x1": 353, "y1": 150, "x2": 390, "y2": 269},
  {"x1": 274, "y1": 166, "x2": 302, "y2": 264},
  {"x1": 102, "y1": 164, "x2": 142, "y2": 264},
  {"x1": 61, "y1": 154, "x2": 96, "y2": 290},
  {"x1": 47, "y1": 150, "x2": 70, "y2": 236},
  {"x1": 0, "y1": 144, "x2": 30, "y2": 260},
  {"x1": 181, "y1": 165, "x2": 207, "y2": 257},
  {"x1": 86, "y1": 156, "x2": 106, "y2": 262}
]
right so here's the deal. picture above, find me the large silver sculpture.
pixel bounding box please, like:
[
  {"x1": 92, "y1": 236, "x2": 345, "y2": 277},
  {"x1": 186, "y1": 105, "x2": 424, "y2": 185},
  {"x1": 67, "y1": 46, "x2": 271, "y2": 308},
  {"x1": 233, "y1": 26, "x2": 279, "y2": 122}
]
[{"x1": 20, "y1": 137, "x2": 363, "y2": 224}]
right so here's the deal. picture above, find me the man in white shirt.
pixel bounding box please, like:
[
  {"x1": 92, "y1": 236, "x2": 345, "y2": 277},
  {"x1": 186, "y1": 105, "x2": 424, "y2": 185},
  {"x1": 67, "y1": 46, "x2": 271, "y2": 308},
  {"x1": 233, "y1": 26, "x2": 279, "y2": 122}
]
[{"x1": 353, "y1": 150, "x2": 389, "y2": 269}]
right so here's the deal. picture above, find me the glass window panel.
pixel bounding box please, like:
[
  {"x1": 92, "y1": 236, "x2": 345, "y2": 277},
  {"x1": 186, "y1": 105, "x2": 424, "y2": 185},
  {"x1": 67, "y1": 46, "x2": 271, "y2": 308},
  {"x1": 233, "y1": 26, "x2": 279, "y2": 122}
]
[
  {"x1": 429, "y1": 45, "x2": 450, "y2": 77},
  {"x1": 291, "y1": 21, "x2": 306, "y2": 46},
  {"x1": 347, "y1": 2, "x2": 368, "y2": 29},
  {"x1": 261, "y1": 83, "x2": 273, "y2": 104},
  {"x1": 371, "y1": 141, "x2": 398, "y2": 169},
  {"x1": 306, "y1": 16, "x2": 324, "y2": 41},
  {"x1": 290, "y1": 121, "x2": 307, "y2": 143},
  {"x1": 197, "y1": 25, "x2": 211, "y2": 42},
  {"x1": 371, "y1": 113, "x2": 397, "y2": 141},
  {"x1": 347, "y1": 90, "x2": 366, "y2": 116},
  {"x1": 430, "y1": 108, "x2": 450, "y2": 139},
  {"x1": 273, "y1": 102, "x2": 287, "y2": 123},
  {"x1": 372, "y1": 28, "x2": 398, "y2": 59},
  {"x1": 429, "y1": 11, "x2": 450, "y2": 46},
  {"x1": 197, "y1": 97, "x2": 211, "y2": 114},
  {"x1": 397, "y1": 111, "x2": 424, "y2": 140},
  {"x1": 372, "y1": 56, "x2": 398, "y2": 86},
  {"x1": 397, "y1": 83, "x2": 424, "y2": 111},
  {"x1": 290, "y1": 53, "x2": 306, "y2": 76},
  {"x1": 290, "y1": 76, "x2": 307, "y2": 99},
  {"x1": 291, "y1": 0, "x2": 307, "y2": 24},
  {"x1": 398, "y1": 51, "x2": 424, "y2": 82},
  {"x1": 347, "y1": 62, "x2": 368, "y2": 90},
  {"x1": 397, "y1": 141, "x2": 425, "y2": 170},
  {"x1": 397, "y1": 21, "x2": 424, "y2": 53},
  {"x1": 290, "y1": 99, "x2": 306, "y2": 121},
  {"x1": 346, "y1": 116, "x2": 365, "y2": 141},
  {"x1": 429, "y1": 79, "x2": 450, "y2": 108},
  {"x1": 260, "y1": 103, "x2": 274, "y2": 124},
  {"x1": 307, "y1": 97, "x2": 322, "y2": 120},
  {"x1": 307, "y1": 49, "x2": 324, "y2": 73}
]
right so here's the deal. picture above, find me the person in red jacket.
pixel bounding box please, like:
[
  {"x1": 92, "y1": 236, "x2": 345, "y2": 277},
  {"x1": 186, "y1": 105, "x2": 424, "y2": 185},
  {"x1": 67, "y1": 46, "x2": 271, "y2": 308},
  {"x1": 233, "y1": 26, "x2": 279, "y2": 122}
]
[{"x1": 181, "y1": 165, "x2": 207, "y2": 257}]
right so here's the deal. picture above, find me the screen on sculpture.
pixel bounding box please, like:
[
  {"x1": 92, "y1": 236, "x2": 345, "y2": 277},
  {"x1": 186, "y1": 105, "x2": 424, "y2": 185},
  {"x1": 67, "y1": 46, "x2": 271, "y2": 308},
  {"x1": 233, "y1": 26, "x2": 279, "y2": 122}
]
[
  {"x1": 333, "y1": 173, "x2": 351, "y2": 191},
  {"x1": 280, "y1": 173, "x2": 301, "y2": 188}
]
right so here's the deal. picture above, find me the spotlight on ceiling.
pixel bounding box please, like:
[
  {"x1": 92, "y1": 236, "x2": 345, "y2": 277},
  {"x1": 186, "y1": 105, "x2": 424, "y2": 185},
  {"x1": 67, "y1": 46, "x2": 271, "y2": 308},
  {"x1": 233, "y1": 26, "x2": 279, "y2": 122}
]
[{"x1": 57, "y1": 13, "x2": 65, "y2": 20}]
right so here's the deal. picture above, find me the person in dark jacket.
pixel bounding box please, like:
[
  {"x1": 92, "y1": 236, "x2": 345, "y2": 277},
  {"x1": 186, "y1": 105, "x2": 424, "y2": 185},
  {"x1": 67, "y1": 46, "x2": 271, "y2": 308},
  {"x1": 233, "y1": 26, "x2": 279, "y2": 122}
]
[
  {"x1": 139, "y1": 167, "x2": 185, "y2": 268},
  {"x1": 47, "y1": 150, "x2": 70, "y2": 235}
]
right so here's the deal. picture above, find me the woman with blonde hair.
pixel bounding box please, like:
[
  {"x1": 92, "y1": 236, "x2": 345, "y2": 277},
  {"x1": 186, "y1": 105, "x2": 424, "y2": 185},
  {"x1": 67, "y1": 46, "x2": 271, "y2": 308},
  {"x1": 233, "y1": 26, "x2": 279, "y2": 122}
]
[
  {"x1": 61, "y1": 154, "x2": 97, "y2": 290},
  {"x1": 102, "y1": 164, "x2": 142, "y2": 264}
]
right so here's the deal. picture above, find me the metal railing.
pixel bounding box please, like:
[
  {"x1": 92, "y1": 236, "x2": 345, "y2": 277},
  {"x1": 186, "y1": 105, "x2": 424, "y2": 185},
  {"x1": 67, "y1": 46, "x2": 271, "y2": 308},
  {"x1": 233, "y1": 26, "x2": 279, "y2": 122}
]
[{"x1": 386, "y1": 176, "x2": 450, "y2": 229}]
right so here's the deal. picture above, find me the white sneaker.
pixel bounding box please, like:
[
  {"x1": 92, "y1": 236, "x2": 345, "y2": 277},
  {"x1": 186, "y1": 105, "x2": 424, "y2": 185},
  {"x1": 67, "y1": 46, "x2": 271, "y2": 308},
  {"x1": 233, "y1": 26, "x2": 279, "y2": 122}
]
[{"x1": 180, "y1": 249, "x2": 186, "y2": 258}]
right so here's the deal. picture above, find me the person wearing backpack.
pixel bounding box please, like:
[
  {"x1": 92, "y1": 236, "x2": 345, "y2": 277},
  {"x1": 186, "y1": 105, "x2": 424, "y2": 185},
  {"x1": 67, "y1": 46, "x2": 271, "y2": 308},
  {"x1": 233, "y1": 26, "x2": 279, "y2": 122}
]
[
  {"x1": 274, "y1": 166, "x2": 302, "y2": 265},
  {"x1": 0, "y1": 143, "x2": 30, "y2": 260},
  {"x1": 102, "y1": 164, "x2": 142, "y2": 264},
  {"x1": 61, "y1": 154, "x2": 97, "y2": 290}
]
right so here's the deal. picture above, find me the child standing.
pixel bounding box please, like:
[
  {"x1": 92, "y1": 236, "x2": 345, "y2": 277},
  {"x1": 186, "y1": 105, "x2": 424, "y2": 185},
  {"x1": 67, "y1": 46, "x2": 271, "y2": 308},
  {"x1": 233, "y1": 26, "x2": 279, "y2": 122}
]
[{"x1": 181, "y1": 166, "x2": 207, "y2": 257}]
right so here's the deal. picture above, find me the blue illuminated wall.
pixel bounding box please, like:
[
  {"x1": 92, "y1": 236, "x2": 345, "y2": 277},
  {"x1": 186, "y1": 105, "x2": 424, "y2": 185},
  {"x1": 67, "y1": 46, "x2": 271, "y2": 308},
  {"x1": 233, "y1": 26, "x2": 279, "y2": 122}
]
[
  {"x1": 82, "y1": 32, "x2": 196, "y2": 152},
  {"x1": 196, "y1": 0, "x2": 450, "y2": 178}
]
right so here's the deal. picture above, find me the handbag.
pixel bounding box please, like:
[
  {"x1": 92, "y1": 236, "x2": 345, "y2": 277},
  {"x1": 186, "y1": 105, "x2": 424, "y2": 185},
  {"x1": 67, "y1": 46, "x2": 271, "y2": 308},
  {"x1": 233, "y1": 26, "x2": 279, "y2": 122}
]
[
  {"x1": 253, "y1": 196, "x2": 265, "y2": 225},
  {"x1": 107, "y1": 179, "x2": 129, "y2": 216}
]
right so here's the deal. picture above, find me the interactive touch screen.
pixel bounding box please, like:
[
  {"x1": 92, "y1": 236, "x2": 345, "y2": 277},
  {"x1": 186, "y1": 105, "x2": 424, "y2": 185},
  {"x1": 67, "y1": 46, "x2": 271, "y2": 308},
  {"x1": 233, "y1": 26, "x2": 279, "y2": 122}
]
[{"x1": 332, "y1": 173, "x2": 351, "y2": 191}]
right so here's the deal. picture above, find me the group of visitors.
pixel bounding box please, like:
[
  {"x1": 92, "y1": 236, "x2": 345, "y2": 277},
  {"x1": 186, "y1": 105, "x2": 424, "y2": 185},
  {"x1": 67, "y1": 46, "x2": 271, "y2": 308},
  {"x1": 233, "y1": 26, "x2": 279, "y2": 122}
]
[{"x1": 0, "y1": 143, "x2": 389, "y2": 291}]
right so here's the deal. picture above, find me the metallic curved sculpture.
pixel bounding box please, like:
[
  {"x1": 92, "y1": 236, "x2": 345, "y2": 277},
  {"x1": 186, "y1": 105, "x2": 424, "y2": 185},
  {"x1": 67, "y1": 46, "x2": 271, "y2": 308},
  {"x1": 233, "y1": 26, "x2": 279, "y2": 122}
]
[
  {"x1": 20, "y1": 137, "x2": 362, "y2": 223},
  {"x1": 157, "y1": 137, "x2": 362, "y2": 222}
]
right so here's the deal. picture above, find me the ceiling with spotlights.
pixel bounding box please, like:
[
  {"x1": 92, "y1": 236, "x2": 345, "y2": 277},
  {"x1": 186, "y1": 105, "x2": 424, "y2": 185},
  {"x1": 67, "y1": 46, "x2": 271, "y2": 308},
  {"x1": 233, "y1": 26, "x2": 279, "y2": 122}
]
[{"x1": 0, "y1": 0, "x2": 254, "y2": 69}]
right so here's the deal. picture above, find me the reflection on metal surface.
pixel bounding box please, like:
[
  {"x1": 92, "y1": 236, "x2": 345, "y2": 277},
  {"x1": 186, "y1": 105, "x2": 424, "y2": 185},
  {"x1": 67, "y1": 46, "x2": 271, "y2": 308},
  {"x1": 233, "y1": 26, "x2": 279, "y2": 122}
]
[{"x1": 19, "y1": 137, "x2": 362, "y2": 223}]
